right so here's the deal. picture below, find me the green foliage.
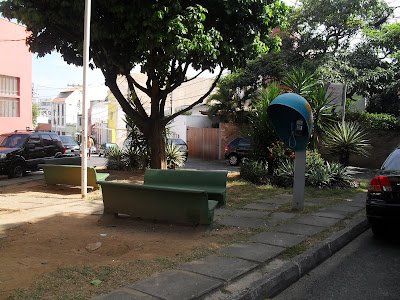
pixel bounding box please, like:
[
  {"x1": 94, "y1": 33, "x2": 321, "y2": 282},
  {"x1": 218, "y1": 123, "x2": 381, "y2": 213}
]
[
  {"x1": 32, "y1": 103, "x2": 39, "y2": 127},
  {"x1": 105, "y1": 146, "x2": 126, "y2": 170},
  {"x1": 346, "y1": 111, "x2": 400, "y2": 130},
  {"x1": 323, "y1": 121, "x2": 371, "y2": 166},
  {"x1": 247, "y1": 82, "x2": 281, "y2": 161},
  {"x1": 165, "y1": 142, "x2": 186, "y2": 169},
  {"x1": 282, "y1": 67, "x2": 317, "y2": 97},
  {"x1": 239, "y1": 158, "x2": 269, "y2": 184}
]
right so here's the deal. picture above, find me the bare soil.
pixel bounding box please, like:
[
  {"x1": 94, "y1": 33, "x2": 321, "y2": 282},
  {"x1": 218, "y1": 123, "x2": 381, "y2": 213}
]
[{"x1": 0, "y1": 170, "x2": 241, "y2": 298}]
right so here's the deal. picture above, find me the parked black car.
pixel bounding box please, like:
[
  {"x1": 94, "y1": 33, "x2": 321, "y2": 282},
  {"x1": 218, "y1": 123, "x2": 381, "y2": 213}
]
[
  {"x1": 59, "y1": 135, "x2": 81, "y2": 156},
  {"x1": 366, "y1": 146, "x2": 400, "y2": 237},
  {"x1": 224, "y1": 137, "x2": 253, "y2": 166},
  {"x1": 0, "y1": 131, "x2": 65, "y2": 178}
]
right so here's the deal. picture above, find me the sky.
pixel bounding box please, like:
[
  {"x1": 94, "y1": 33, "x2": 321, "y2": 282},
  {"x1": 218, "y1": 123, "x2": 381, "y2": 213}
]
[{"x1": 31, "y1": 0, "x2": 399, "y2": 100}]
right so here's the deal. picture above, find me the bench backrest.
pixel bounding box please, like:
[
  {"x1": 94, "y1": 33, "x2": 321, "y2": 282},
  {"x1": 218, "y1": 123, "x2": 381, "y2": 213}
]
[
  {"x1": 41, "y1": 165, "x2": 99, "y2": 188},
  {"x1": 43, "y1": 157, "x2": 81, "y2": 165},
  {"x1": 98, "y1": 181, "x2": 211, "y2": 225},
  {"x1": 144, "y1": 169, "x2": 228, "y2": 189}
]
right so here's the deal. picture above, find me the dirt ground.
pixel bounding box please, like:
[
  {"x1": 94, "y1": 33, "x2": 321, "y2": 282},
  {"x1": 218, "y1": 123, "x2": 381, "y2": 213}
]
[{"x1": 0, "y1": 170, "x2": 240, "y2": 298}]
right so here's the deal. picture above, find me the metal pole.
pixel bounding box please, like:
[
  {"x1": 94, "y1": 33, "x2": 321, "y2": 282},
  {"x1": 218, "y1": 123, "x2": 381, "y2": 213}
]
[
  {"x1": 81, "y1": 0, "x2": 91, "y2": 198},
  {"x1": 293, "y1": 150, "x2": 306, "y2": 210}
]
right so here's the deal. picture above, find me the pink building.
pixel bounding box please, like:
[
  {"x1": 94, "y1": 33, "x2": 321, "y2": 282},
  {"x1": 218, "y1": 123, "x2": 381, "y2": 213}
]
[{"x1": 0, "y1": 18, "x2": 32, "y2": 134}]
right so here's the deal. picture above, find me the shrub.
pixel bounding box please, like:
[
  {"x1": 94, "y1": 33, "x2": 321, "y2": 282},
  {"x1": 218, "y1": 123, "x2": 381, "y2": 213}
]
[
  {"x1": 323, "y1": 121, "x2": 370, "y2": 166},
  {"x1": 268, "y1": 141, "x2": 294, "y2": 174},
  {"x1": 165, "y1": 142, "x2": 186, "y2": 169},
  {"x1": 240, "y1": 158, "x2": 269, "y2": 184},
  {"x1": 346, "y1": 111, "x2": 400, "y2": 130},
  {"x1": 106, "y1": 146, "x2": 126, "y2": 170}
]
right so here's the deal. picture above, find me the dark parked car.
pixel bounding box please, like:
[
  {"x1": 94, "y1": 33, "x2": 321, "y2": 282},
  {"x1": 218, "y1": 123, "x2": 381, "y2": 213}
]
[
  {"x1": 224, "y1": 137, "x2": 253, "y2": 166},
  {"x1": 59, "y1": 135, "x2": 81, "y2": 156},
  {"x1": 366, "y1": 146, "x2": 400, "y2": 237},
  {"x1": 168, "y1": 138, "x2": 188, "y2": 159},
  {"x1": 99, "y1": 143, "x2": 118, "y2": 157},
  {"x1": 0, "y1": 131, "x2": 65, "y2": 178}
]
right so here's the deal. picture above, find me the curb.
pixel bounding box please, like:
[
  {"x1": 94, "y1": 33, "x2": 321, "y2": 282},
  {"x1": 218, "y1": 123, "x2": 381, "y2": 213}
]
[{"x1": 232, "y1": 216, "x2": 370, "y2": 300}]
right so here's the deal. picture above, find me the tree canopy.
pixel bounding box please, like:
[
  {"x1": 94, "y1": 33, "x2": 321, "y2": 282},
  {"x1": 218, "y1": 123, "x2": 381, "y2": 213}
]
[{"x1": 0, "y1": 0, "x2": 288, "y2": 168}]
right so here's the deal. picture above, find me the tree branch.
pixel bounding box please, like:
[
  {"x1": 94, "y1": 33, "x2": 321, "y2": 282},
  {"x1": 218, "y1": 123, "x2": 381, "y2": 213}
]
[
  {"x1": 125, "y1": 73, "x2": 148, "y2": 119},
  {"x1": 126, "y1": 72, "x2": 151, "y2": 98},
  {"x1": 163, "y1": 69, "x2": 223, "y2": 125}
]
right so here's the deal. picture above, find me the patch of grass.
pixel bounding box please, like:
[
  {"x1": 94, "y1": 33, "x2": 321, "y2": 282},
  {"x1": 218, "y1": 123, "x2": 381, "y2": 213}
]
[{"x1": 280, "y1": 244, "x2": 309, "y2": 259}]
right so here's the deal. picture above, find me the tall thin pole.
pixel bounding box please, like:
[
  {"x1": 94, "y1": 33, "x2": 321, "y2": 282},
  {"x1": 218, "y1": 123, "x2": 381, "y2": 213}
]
[{"x1": 81, "y1": 0, "x2": 91, "y2": 198}]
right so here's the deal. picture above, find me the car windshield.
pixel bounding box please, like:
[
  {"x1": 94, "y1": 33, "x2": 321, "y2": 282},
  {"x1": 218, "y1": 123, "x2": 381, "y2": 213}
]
[
  {"x1": 0, "y1": 134, "x2": 28, "y2": 148},
  {"x1": 381, "y1": 148, "x2": 400, "y2": 170},
  {"x1": 60, "y1": 136, "x2": 76, "y2": 144},
  {"x1": 169, "y1": 139, "x2": 185, "y2": 145}
]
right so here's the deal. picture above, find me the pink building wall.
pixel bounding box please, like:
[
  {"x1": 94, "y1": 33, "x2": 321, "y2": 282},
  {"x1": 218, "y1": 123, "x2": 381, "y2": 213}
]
[{"x1": 0, "y1": 18, "x2": 32, "y2": 134}]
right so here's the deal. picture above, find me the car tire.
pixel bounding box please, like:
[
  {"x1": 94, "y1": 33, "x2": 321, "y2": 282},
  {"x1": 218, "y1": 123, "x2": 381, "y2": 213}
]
[
  {"x1": 228, "y1": 154, "x2": 239, "y2": 166},
  {"x1": 371, "y1": 223, "x2": 385, "y2": 238},
  {"x1": 8, "y1": 162, "x2": 25, "y2": 179}
]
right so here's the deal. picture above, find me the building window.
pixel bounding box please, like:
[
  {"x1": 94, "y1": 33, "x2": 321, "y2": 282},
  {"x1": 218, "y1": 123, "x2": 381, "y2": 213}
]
[
  {"x1": 0, "y1": 98, "x2": 19, "y2": 117},
  {"x1": 0, "y1": 75, "x2": 19, "y2": 96}
]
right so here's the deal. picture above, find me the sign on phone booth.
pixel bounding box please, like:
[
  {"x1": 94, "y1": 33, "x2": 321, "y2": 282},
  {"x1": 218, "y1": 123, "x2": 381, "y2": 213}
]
[{"x1": 267, "y1": 93, "x2": 313, "y2": 210}]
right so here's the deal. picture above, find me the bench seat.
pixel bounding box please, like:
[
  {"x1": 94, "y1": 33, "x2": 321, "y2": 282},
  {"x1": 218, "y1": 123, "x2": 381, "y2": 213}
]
[
  {"x1": 97, "y1": 181, "x2": 218, "y2": 229},
  {"x1": 144, "y1": 169, "x2": 228, "y2": 207},
  {"x1": 40, "y1": 164, "x2": 109, "y2": 191}
]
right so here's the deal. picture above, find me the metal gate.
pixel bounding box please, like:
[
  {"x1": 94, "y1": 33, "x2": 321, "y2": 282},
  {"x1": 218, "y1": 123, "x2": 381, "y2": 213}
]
[{"x1": 187, "y1": 127, "x2": 219, "y2": 160}]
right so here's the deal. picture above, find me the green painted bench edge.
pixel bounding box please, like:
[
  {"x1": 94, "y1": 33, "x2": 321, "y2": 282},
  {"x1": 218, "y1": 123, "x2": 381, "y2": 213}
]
[
  {"x1": 39, "y1": 164, "x2": 109, "y2": 190},
  {"x1": 143, "y1": 169, "x2": 228, "y2": 207},
  {"x1": 97, "y1": 180, "x2": 218, "y2": 229}
]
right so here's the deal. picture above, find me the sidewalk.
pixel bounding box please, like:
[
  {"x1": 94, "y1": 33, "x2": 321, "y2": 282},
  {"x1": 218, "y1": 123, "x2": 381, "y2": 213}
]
[{"x1": 93, "y1": 192, "x2": 369, "y2": 300}]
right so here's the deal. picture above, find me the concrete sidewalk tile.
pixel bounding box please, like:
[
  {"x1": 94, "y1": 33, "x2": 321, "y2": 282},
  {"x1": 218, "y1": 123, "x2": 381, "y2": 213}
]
[
  {"x1": 322, "y1": 204, "x2": 362, "y2": 213},
  {"x1": 221, "y1": 242, "x2": 285, "y2": 263},
  {"x1": 250, "y1": 231, "x2": 307, "y2": 248},
  {"x1": 313, "y1": 210, "x2": 347, "y2": 219},
  {"x1": 275, "y1": 222, "x2": 325, "y2": 236},
  {"x1": 218, "y1": 216, "x2": 266, "y2": 228},
  {"x1": 257, "y1": 198, "x2": 290, "y2": 205},
  {"x1": 129, "y1": 270, "x2": 223, "y2": 300},
  {"x1": 214, "y1": 208, "x2": 229, "y2": 217},
  {"x1": 341, "y1": 200, "x2": 365, "y2": 208},
  {"x1": 228, "y1": 209, "x2": 271, "y2": 219},
  {"x1": 270, "y1": 212, "x2": 296, "y2": 221},
  {"x1": 243, "y1": 203, "x2": 278, "y2": 211},
  {"x1": 180, "y1": 255, "x2": 258, "y2": 282},
  {"x1": 305, "y1": 197, "x2": 332, "y2": 203},
  {"x1": 93, "y1": 288, "x2": 158, "y2": 299},
  {"x1": 293, "y1": 215, "x2": 341, "y2": 227}
]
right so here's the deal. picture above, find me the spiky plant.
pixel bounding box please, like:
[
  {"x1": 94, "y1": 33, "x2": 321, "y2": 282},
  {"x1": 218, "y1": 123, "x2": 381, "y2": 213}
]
[
  {"x1": 165, "y1": 142, "x2": 186, "y2": 169},
  {"x1": 323, "y1": 121, "x2": 370, "y2": 166}
]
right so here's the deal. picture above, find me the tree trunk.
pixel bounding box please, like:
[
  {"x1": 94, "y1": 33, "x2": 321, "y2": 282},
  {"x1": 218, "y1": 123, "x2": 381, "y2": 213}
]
[{"x1": 147, "y1": 122, "x2": 167, "y2": 169}]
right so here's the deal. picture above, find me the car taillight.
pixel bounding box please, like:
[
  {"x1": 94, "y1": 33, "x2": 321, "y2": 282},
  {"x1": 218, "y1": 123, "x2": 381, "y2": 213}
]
[
  {"x1": 63, "y1": 147, "x2": 66, "y2": 154},
  {"x1": 369, "y1": 176, "x2": 392, "y2": 192},
  {"x1": 225, "y1": 145, "x2": 229, "y2": 151}
]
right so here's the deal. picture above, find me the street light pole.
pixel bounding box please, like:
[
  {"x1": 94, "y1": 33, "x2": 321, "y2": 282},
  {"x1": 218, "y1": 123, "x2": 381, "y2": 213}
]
[{"x1": 81, "y1": 0, "x2": 91, "y2": 198}]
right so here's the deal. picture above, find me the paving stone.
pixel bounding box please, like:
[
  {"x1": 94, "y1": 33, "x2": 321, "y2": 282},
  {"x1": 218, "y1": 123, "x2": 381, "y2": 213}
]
[
  {"x1": 243, "y1": 203, "x2": 278, "y2": 211},
  {"x1": 218, "y1": 216, "x2": 266, "y2": 228},
  {"x1": 257, "y1": 198, "x2": 290, "y2": 205},
  {"x1": 220, "y1": 242, "x2": 284, "y2": 263},
  {"x1": 129, "y1": 270, "x2": 223, "y2": 300},
  {"x1": 214, "y1": 208, "x2": 230, "y2": 217},
  {"x1": 250, "y1": 231, "x2": 307, "y2": 247},
  {"x1": 313, "y1": 210, "x2": 347, "y2": 219},
  {"x1": 228, "y1": 209, "x2": 271, "y2": 219},
  {"x1": 303, "y1": 202, "x2": 323, "y2": 207},
  {"x1": 293, "y1": 215, "x2": 340, "y2": 227},
  {"x1": 93, "y1": 288, "x2": 158, "y2": 299},
  {"x1": 180, "y1": 255, "x2": 258, "y2": 282},
  {"x1": 275, "y1": 222, "x2": 325, "y2": 236},
  {"x1": 341, "y1": 200, "x2": 365, "y2": 208},
  {"x1": 269, "y1": 212, "x2": 296, "y2": 221},
  {"x1": 305, "y1": 197, "x2": 332, "y2": 203},
  {"x1": 323, "y1": 204, "x2": 362, "y2": 213}
]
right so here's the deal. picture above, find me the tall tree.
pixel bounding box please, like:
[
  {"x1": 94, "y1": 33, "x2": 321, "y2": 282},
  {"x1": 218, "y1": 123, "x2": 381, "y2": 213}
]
[{"x1": 1, "y1": 0, "x2": 288, "y2": 168}]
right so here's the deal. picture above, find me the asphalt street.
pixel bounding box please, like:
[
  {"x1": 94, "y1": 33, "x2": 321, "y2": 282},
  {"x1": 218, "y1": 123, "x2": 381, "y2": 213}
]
[{"x1": 273, "y1": 229, "x2": 400, "y2": 300}]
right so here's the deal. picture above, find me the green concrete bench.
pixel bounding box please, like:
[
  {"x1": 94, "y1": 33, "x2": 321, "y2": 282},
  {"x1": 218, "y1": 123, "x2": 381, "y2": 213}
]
[
  {"x1": 143, "y1": 169, "x2": 228, "y2": 207},
  {"x1": 42, "y1": 156, "x2": 81, "y2": 165},
  {"x1": 40, "y1": 165, "x2": 109, "y2": 191},
  {"x1": 97, "y1": 181, "x2": 218, "y2": 229}
]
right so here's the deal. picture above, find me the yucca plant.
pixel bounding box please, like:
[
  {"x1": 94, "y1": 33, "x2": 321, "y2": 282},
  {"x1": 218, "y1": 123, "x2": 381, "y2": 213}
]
[
  {"x1": 282, "y1": 67, "x2": 317, "y2": 98},
  {"x1": 306, "y1": 163, "x2": 333, "y2": 186},
  {"x1": 323, "y1": 121, "x2": 371, "y2": 166},
  {"x1": 165, "y1": 142, "x2": 186, "y2": 169},
  {"x1": 329, "y1": 161, "x2": 352, "y2": 183},
  {"x1": 106, "y1": 146, "x2": 126, "y2": 170}
]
